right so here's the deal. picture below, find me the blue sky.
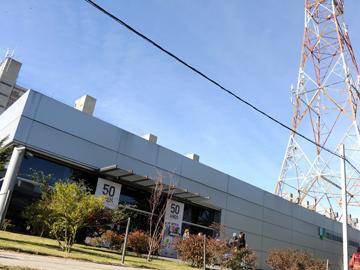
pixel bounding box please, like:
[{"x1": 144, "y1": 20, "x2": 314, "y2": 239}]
[{"x1": 1, "y1": 0, "x2": 360, "y2": 192}]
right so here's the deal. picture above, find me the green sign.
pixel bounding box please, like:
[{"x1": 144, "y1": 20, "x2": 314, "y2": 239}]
[{"x1": 319, "y1": 227, "x2": 359, "y2": 247}]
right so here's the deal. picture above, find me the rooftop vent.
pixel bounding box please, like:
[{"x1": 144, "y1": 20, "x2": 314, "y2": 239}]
[
  {"x1": 142, "y1": 133, "x2": 157, "y2": 143},
  {"x1": 75, "y1": 95, "x2": 96, "y2": 115},
  {"x1": 0, "y1": 55, "x2": 22, "y2": 85},
  {"x1": 186, "y1": 153, "x2": 200, "y2": 162}
]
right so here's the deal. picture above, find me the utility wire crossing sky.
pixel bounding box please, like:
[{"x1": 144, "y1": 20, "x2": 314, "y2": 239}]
[
  {"x1": 83, "y1": 0, "x2": 360, "y2": 176},
  {"x1": 2, "y1": 0, "x2": 360, "y2": 192}
]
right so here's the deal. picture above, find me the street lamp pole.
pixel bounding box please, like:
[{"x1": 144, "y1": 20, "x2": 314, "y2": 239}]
[{"x1": 340, "y1": 144, "x2": 349, "y2": 270}]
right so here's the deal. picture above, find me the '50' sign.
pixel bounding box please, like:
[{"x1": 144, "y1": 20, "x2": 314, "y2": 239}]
[{"x1": 95, "y1": 178, "x2": 122, "y2": 209}]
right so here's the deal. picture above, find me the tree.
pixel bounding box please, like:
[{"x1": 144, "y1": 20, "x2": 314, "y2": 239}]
[
  {"x1": 146, "y1": 179, "x2": 175, "y2": 261},
  {"x1": 44, "y1": 181, "x2": 104, "y2": 252},
  {"x1": 266, "y1": 249, "x2": 326, "y2": 270},
  {"x1": 22, "y1": 170, "x2": 53, "y2": 236},
  {"x1": 24, "y1": 179, "x2": 105, "y2": 252},
  {"x1": 86, "y1": 204, "x2": 138, "y2": 235}
]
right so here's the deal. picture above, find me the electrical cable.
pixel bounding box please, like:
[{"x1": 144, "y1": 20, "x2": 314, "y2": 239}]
[{"x1": 83, "y1": 0, "x2": 360, "y2": 176}]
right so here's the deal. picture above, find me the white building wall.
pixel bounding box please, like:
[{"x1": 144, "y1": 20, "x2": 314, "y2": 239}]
[
  {"x1": 1, "y1": 90, "x2": 359, "y2": 269},
  {"x1": 0, "y1": 57, "x2": 26, "y2": 114}
]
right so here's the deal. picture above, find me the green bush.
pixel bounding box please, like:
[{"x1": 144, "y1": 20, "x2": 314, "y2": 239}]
[
  {"x1": 127, "y1": 231, "x2": 149, "y2": 256},
  {"x1": 47, "y1": 182, "x2": 105, "y2": 252},
  {"x1": 24, "y1": 180, "x2": 105, "y2": 253}
]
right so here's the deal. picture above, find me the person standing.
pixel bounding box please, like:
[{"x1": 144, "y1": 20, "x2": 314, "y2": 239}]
[
  {"x1": 237, "y1": 232, "x2": 246, "y2": 249},
  {"x1": 182, "y1": 229, "x2": 190, "y2": 239},
  {"x1": 350, "y1": 247, "x2": 360, "y2": 270},
  {"x1": 228, "y1": 233, "x2": 238, "y2": 248}
]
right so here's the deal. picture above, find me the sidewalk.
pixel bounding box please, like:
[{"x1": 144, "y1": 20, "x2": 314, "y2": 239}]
[{"x1": 0, "y1": 250, "x2": 149, "y2": 270}]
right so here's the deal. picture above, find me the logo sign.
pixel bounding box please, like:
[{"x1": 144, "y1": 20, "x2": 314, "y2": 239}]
[
  {"x1": 95, "y1": 178, "x2": 122, "y2": 209},
  {"x1": 318, "y1": 227, "x2": 360, "y2": 247}
]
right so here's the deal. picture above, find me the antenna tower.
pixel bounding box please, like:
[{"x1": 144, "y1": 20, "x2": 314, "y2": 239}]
[{"x1": 275, "y1": 0, "x2": 360, "y2": 225}]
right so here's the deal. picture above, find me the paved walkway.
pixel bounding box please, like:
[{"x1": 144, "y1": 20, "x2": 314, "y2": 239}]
[{"x1": 0, "y1": 250, "x2": 149, "y2": 270}]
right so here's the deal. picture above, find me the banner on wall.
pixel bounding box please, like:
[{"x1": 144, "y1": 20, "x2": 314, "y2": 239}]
[
  {"x1": 95, "y1": 178, "x2": 122, "y2": 209},
  {"x1": 159, "y1": 199, "x2": 184, "y2": 258}
]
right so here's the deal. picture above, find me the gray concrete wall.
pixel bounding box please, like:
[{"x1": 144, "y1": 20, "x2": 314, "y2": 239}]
[
  {"x1": 0, "y1": 91, "x2": 29, "y2": 144},
  {"x1": 0, "y1": 57, "x2": 24, "y2": 114},
  {"x1": 1, "y1": 90, "x2": 358, "y2": 269}
]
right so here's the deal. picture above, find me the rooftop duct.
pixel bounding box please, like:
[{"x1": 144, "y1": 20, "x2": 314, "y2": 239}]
[
  {"x1": 186, "y1": 153, "x2": 200, "y2": 162},
  {"x1": 142, "y1": 133, "x2": 157, "y2": 143},
  {"x1": 75, "y1": 95, "x2": 96, "y2": 115}
]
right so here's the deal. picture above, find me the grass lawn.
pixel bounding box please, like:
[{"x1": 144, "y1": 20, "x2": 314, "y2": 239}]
[
  {"x1": 0, "y1": 231, "x2": 193, "y2": 270},
  {"x1": 0, "y1": 267, "x2": 38, "y2": 270}
]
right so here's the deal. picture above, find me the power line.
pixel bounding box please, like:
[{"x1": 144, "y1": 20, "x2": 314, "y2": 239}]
[{"x1": 83, "y1": 0, "x2": 360, "y2": 176}]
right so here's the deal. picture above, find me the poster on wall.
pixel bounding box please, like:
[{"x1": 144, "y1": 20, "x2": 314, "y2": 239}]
[
  {"x1": 95, "y1": 178, "x2": 122, "y2": 209},
  {"x1": 159, "y1": 200, "x2": 184, "y2": 258}
]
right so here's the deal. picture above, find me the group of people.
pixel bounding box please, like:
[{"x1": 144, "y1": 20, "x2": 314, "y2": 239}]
[
  {"x1": 182, "y1": 229, "x2": 207, "y2": 239},
  {"x1": 227, "y1": 231, "x2": 246, "y2": 249}
]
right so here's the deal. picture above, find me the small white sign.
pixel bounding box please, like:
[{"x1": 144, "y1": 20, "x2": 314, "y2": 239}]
[
  {"x1": 160, "y1": 200, "x2": 185, "y2": 258},
  {"x1": 164, "y1": 200, "x2": 184, "y2": 224},
  {"x1": 95, "y1": 178, "x2": 122, "y2": 209}
]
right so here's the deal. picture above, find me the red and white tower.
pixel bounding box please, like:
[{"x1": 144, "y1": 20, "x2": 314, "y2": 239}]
[{"x1": 275, "y1": 0, "x2": 360, "y2": 225}]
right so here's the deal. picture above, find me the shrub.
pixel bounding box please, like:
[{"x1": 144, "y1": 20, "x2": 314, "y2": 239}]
[
  {"x1": 0, "y1": 219, "x2": 14, "y2": 231},
  {"x1": 176, "y1": 235, "x2": 231, "y2": 268},
  {"x1": 128, "y1": 231, "x2": 149, "y2": 256},
  {"x1": 266, "y1": 248, "x2": 326, "y2": 270},
  {"x1": 102, "y1": 230, "x2": 124, "y2": 250},
  {"x1": 23, "y1": 201, "x2": 52, "y2": 236},
  {"x1": 22, "y1": 170, "x2": 53, "y2": 237},
  {"x1": 176, "y1": 235, "x2": 257, "y2": 269},
  {"x1": 48, "y1": 182, "x2": 105, "y2": 252},
  {"x1": 206, "y1": 238, "x2": 230, "y2": 266},
  {"x1": 175, "y1": 235, "x2": 205, "y2": 267},
  {"x1": 87, "y1": 230, "x2": 124, "y2": 250},
  {"x1": 24, "y1": 181, "x2": 105, "y2": 253},
  {"x1": 225, "y1": 248, "x2": 257, "y2": 270}
]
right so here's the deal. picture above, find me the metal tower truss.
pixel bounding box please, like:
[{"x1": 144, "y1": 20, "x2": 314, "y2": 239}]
[{"x1": 275, "y1": 0, "x2": 360, "y2": 225}]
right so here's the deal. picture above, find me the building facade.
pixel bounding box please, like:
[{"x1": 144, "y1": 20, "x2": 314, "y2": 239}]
[
  {"x1": 0, "y1": 56, "x2": 27, "y2": 114},
  {"x1": 0, "y1": 90, "x2": 359, "y2": 269}
]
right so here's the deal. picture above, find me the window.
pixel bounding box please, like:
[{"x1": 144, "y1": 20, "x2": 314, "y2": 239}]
[
  {"x1": 18, "y1": 155, "x2": 98, "y2": 191},
  {"x1": 6, "y1": 154, "x2": 98, "y2": 231},
  {"x1": 183, "y1": 203, "x2": 221, "y2": 227},
  {"x1": 118, "y1": 185, "x2": 151, "y2": 212}
]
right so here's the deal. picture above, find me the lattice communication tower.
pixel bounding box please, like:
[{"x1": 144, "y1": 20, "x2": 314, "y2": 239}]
[{"x1": 275, "y1": 0, "x2": 360, "y2": 225}]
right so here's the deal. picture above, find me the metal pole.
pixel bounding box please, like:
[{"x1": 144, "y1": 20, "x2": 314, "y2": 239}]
[
  {"x1": 0, "y1": 146, "x2": 25, "y2": 223},
  {"x1": 340, "y1": 144, "x2": 349, "y2": 270},
  {"x1": 203, "y1": 234, "x2": 206, "y2": 270},
  {"x1": 121, "y1": 217, "x2": 130, "y2": 264}
]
